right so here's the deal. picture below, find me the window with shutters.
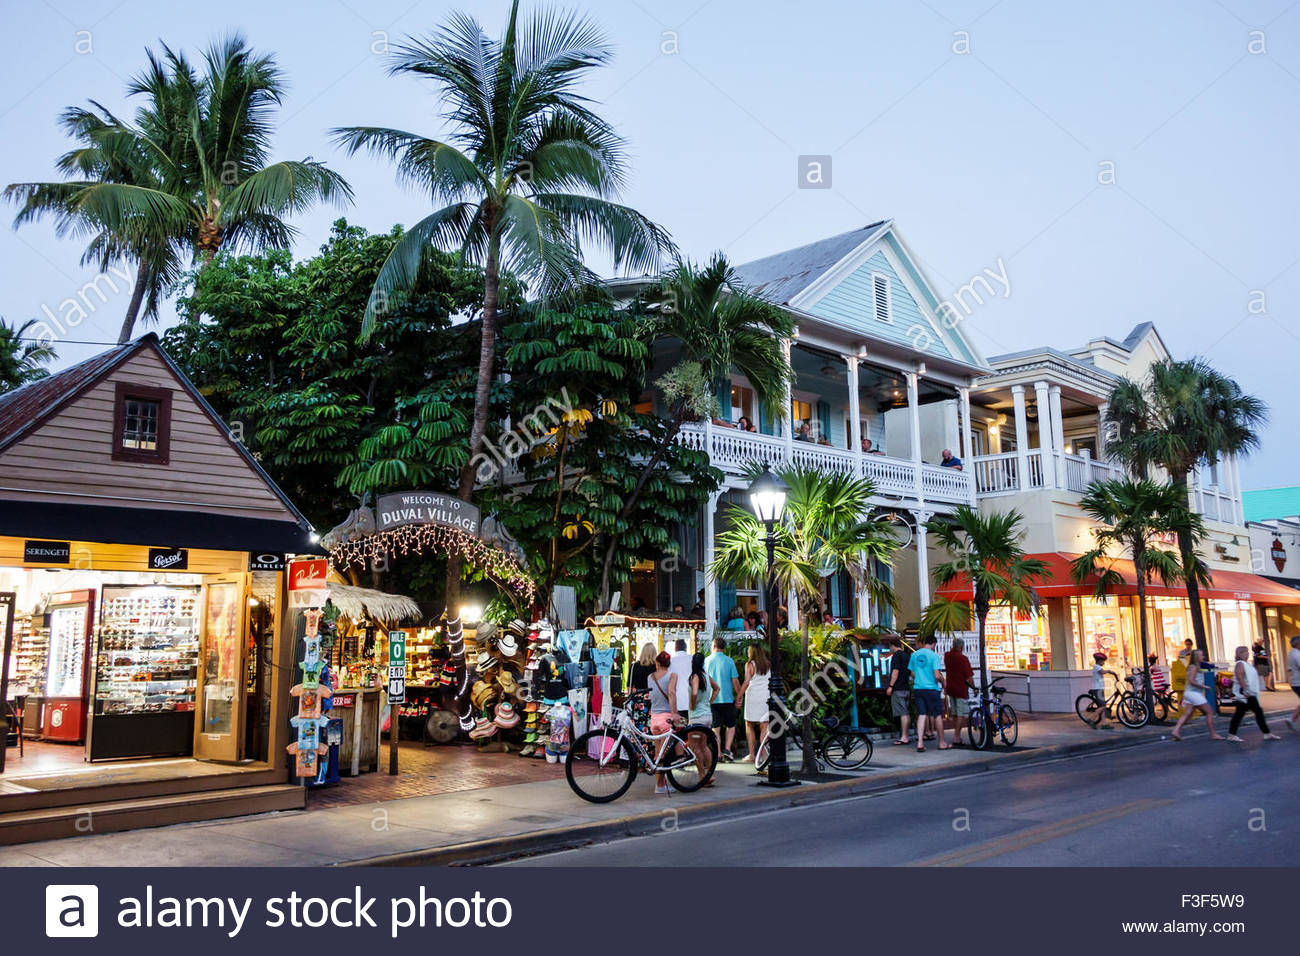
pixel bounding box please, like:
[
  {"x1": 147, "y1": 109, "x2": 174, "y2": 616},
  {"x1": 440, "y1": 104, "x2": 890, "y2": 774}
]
[{"x1": 872, "y1": 273, "x2": 892, "y2": 324}]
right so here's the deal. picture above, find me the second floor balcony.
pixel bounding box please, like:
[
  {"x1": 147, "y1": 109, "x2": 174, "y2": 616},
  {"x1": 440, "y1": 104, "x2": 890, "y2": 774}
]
[{"x1": 678, "y1": 419, "x2": 974, "y2": 508}]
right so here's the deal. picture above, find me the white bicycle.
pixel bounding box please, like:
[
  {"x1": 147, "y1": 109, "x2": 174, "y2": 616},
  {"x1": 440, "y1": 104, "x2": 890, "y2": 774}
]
[{"x1": 565, "y1": 707, "x2": 718, "y2": 803}]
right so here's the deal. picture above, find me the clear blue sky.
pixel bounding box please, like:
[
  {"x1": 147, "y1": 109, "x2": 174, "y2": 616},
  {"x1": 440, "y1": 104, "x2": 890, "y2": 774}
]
[{"x1": 2, "y1": 0, "x2": 1297, "y2": 488}]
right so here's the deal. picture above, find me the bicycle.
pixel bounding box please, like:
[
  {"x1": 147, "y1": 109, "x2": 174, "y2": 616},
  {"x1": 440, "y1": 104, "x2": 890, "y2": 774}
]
[
  {"x1": 966, "y1": 681, "x2": 1018, "y2": 748},
  {"x1": 1075, "y1": 673, "x2": 1149, "y2": 728},
  {"x1": 565, "y1": 708, "x2": 718, "y2": 803},
  {"x1": 754, "y1": 714, "x2": 873, "y2": 773}
]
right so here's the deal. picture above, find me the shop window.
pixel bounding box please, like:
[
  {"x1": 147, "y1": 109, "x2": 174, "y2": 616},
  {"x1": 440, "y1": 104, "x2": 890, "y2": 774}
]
[{"x1": 112, "y1": 382, "x2": 172, "y2": 464}]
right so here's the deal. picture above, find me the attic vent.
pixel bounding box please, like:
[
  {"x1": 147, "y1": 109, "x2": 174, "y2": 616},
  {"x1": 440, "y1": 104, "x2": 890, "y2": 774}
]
[{"x1": 872, "y1": 273, "x2": 892, "y2": 324}]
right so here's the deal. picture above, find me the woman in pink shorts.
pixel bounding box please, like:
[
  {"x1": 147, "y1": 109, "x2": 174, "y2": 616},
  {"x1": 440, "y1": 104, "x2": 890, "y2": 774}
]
[{"x1": 647, "y1": 651, "x2": 681, "y2": 794}]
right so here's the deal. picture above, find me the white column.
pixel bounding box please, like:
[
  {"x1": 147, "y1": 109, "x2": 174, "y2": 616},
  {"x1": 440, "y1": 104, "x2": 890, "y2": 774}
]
[
  {"x1": 703, "y1": 489, "x2": 721, "y2": 628},
  {"x1": 1012, "y1": 385, "x2": 1030, "y2": 491},
  {"x1": 783, "y1": 339, "x2": 795, "y2": 465},
  {"x1": 912, "y1": 509, "x2": 932, "y2": 610},
  {"x1": 1049, "y1": 384, "x2": 1067, "y2": 488},
  {"x1": 1231, "y1": 456, "x2": 1245, "y2": 525},
  {"x1": 846, "y1": 355, "x2": 862, "y2": 470},
  {"x1": 1033, "y1": 380, "x2": 1054, "y2": 488},
  {"x1": 907, "y1": 370, "x2": 923, "y2": 503},
  {"x1": 1097, "y1": 401, "x2": 1110, "y2": 462},
  {"x1": 959, "y1": 386, "x2": 975, "y2": 503}
]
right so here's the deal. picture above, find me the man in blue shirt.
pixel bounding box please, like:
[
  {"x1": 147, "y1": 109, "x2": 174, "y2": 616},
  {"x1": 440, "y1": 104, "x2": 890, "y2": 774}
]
[
  {"x1": 939, "y1": 449, "x2": 963, "y2": 470},
  {"x1": 704, "y1": 636, "x2": 742, "y2": 761},
  {"x1": 908, "y1": 634, "x2": 950, "y2": 752}
]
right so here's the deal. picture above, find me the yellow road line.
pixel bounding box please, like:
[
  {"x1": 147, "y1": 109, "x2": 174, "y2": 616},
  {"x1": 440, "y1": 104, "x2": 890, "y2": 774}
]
[{"x1": 909, "y1": 798, "x2": 1172, "y2": 867}]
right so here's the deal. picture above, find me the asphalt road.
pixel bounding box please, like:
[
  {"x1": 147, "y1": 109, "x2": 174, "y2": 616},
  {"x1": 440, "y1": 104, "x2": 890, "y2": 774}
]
[{"x1": 506, "y1": 725, "x2": 1300, "y2": 866}]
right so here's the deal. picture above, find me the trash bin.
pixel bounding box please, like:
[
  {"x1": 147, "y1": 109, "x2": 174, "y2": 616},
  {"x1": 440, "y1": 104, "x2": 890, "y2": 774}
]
[{"x1": 307, "y1": 718, "x2": 344, "y2": 787}]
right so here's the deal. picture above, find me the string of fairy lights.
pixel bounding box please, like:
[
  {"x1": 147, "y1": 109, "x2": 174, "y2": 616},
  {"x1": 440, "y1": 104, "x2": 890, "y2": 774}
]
[{"x1": 329, "y1": 523, "x2": 537, "y2": 606}]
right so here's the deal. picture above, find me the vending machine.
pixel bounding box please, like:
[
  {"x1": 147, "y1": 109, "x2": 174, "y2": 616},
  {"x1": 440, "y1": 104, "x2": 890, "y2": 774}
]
[{"x1": 41, "y1": 589, "x2": 96, "y2": 742}]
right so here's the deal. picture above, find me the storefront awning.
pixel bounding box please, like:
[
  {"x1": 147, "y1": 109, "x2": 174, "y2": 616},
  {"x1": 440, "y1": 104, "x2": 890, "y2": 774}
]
[
  {"x1": 0, "y1": 499, "x2": 322, "y2": 555},
  {"x1": 934, "y1": 552, "x2": 1300, "y2": 605}
]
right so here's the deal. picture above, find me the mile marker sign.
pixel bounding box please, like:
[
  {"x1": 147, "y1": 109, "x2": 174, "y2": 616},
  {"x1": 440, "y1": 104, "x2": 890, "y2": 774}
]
[{"x1": 388, "y1": 630, "x2": 406, "y2": 704}]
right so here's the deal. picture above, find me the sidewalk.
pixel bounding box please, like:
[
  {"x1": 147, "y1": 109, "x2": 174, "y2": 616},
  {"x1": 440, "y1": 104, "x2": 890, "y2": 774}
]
[{"x1": 3, "y1": 695, "x2": 1294, "y2": 867}]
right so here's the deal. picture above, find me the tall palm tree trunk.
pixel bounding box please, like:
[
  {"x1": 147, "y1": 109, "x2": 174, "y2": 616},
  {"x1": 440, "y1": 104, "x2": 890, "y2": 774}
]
[
  {"x1": 1170, "y1": 471, "x2": 1210, "y2": 657},
  {"x1": 117, "y1": 263, "x2": 149, "y2": 344},
  {"x1": 448, "y1": 234, "x2": 501, "y2": 617},
  {"x1": 1134, "y1": 562, "x2": 1152, "y2": 707}
]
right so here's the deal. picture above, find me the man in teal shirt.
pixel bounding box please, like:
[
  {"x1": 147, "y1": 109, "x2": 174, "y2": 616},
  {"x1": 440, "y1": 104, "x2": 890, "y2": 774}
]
[
  {"x1": 704, "y1": 636, "x2": 742, "y2": 761},
  {"x1": 908, "y1": 635, "x2": 950, "y2": 752}
]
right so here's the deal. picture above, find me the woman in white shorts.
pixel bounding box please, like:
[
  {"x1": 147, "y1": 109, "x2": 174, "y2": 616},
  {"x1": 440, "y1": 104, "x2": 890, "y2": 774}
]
[{"x1": 1172, "y1": 649, "x2": 1223, "y2": 741}]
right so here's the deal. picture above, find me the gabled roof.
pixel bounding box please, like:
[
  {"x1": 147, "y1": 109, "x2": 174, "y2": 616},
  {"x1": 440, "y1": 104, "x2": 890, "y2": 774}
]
[
  {"x1": 0, "y1": 333, "x2": 316, "y2": 536},
  {"x1": 731, "y1": 221, "x2": 890, "y2": 305},
  {"x1": 0, "y1": 342, "x2": 134, "y2": 450}
]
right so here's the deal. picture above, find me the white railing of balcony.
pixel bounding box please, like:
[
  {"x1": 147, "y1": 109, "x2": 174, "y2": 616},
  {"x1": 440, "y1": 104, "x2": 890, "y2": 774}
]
[
  {"x1": 1026, "y1": 450, "x2": 1046, "y2": 489},
  {"x1": 972, "y1": 451, "x2": 1021, "y2": 495},
  {"x1": 677, "y1": 421, "x2": 972, "y2": 504}
]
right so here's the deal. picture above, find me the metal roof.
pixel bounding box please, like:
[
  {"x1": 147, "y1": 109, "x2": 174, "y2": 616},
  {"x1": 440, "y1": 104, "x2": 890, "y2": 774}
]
[{"x1": 731, "y1": 221, "x2": 889, "y2": 305}]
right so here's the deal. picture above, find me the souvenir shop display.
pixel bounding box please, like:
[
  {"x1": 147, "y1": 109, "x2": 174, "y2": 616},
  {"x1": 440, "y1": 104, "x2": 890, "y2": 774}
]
[
  {"x1": 5, "y1": 610, "x2": 49, "y2": 696},
  {"x1": 87, "y1": 584, "x2": 202, "y2": 760},
  {"x1": 287, "y1": 608, "x2": 334, "y2": 778}
]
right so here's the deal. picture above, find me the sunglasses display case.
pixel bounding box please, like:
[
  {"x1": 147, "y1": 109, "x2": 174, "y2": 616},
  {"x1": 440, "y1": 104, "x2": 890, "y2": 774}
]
[
  {"x1": 87, "y1": 584, "x2": 201, "y2": 760},
  {"x1": 40, "y1": 590, "x2": 96, "y2": 742}
]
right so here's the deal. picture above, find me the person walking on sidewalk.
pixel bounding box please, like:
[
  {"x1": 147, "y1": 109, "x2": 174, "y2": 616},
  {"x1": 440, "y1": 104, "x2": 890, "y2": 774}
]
[
  {"x1": 886, "y1": 637, "x2": 912, "y2": 746},
  {"x1": 944, "y1": 637, "x2": 975, "y2": 746},
  {"x1": 737, "y1": 643, "x2": 771, "y2": 764},
  {"x1": 1286, "y1": 636, "x2": 1300, "y2": 733},
  {"x1": 909, "y1": 635, "x2": 950, "y2": 752},
  {"x1": 647, "y1": 651, "x2": 682, "y2": 794},
  {"x1": 705, "y1": 636, "x2": 741, "y2": 761},
  {"x1": 1226, "y1": 646, "x2": 1281, "y2": 742},
  {"x1": 1171, "y1": 649, "x2": 1222, "y2": 741}
]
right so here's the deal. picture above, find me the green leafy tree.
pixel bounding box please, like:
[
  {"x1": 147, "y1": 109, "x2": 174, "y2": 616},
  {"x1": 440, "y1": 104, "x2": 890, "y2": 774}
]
[
  {"x1": 491, "y1": 300, "x2": 719, "y2": 611},
  {"x1": 7, "y1": 35, "x2": 351, "y2": 342},
  {"x1": 0, "y1": 319, "x2": 57, "y2": 392},
  {"x1": 711, "y1": 466, "x2": 899, "y2": 776},
  {"x1": 596, "y1": 254, "x2": 795, "y2": 607},
  {"x1": 923, "y1": 506, "x2": 1051, "y2": 748},
  {"x1": 1070, "y1": 478, "x2": 1205, "y2": 706},
  {"x1": 162, "y1": 219, "x2": 487, "y2": 533},
  {"x1": 1105, "y1": 358, "x2": 1266, "y2": 656},
  {"x1": 332, "y1": 0, "x2": 673, "y2": 614}
]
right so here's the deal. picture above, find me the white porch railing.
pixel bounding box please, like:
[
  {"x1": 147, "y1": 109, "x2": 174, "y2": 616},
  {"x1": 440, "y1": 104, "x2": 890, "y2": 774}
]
[
  {"x1": 970, "y1": 451, "x2": 1239, "y2": 523},
  {"x1": 678, "y1": 421, "x2": 973, "y2": 506}
]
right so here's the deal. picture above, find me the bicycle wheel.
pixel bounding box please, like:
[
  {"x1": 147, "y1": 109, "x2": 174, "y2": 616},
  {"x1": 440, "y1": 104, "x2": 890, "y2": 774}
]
[
  {"x1": 1148, "y1": 693, "x2": 1168, "y2": 722},
  {"x1": 823, "y1": 731, "x2": 873, "y2": 770},
  {"x1": 997, "y1": 704, "x2": 1018, "y2": 747},
  {"x1": 1075, "y1": 693, "x2": 1103, "y2": 726},
  {"x1": 967, "y1": 704, "x2": 990, "y2": 749},
  {"x1": 667, "y1": 724, "x2": 719, "y2": 792},
  {"x1": 1116, "y1": 693, "x2": 1150, "y2": 729},
  {"x1": 565, "y1": 729, "x2": 637, "y2": 803}
]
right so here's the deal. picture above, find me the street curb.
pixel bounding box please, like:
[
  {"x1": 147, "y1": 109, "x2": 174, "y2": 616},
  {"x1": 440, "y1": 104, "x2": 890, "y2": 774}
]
[{"x1": 341, "y1": 713, "x2": 1289, "y2": 867}]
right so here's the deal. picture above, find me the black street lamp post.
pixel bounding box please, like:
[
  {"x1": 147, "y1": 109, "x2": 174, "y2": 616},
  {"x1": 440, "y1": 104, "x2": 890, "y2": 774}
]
[{"x1": 749, "y1": 467, "x2": 798, "y2": 788}]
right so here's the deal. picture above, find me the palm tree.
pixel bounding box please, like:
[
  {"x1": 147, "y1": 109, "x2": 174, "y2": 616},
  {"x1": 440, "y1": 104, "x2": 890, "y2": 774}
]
[
  {"x1": 6, "y1": 35, "x2": 352, "y2": 342},
  {"x1": 0, "y1": 318, "x2": 57, "y2": 392},
  {"x1": 6, "y1": 105, "x2": 183, "y2": 343},
  {"x1": 593, "y1": 254, "x2": 794, "y2": 606},
  {"x1": 1070, "y1": 478, "x2": 1205, "y2": 706},
  {"x1": 332, "y1": 0, "x2": 672, "y2": 613},
  {"x1": 711, "y1": 466, "x2": 900, "y2": 776},
  {"x1": 923, "y1": 506, "x2": 1051, "y2": 748},
  {"x1": 1106, "y1": 358, "x2": 1266, "y2": 655}
]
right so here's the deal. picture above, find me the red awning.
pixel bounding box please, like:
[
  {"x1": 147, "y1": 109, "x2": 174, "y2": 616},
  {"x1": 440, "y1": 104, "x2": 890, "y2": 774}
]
[{"x1": 934, "y1": 552, "x2": 1300, "y2": 606}]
